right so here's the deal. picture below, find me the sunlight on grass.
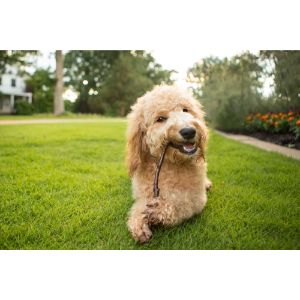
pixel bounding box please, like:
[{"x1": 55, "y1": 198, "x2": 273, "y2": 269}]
[{"x1": 0, "y1": 121, "x2": 299, "y2": 249}]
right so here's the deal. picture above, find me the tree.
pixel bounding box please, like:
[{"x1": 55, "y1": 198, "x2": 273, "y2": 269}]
[
  {"x1": 54, "y1": 50, "x2": 65, "y2": 115},
  {"x1": 140, "y1": 51, "x2": 174, "y2": 86},
  {"x1": 64, "y1": 51, "x2": 120, "y2": 113},
  {"x1": 188, "y1": 52, "x2": 263, "y2": 130},
  {"x1": 93, "y1": 51, "x2": 173, "y2": 116},
  {"x1": 0, "y1": 50, "x2": 37, "y2": 73},
  {"x1": 65, "y1": 51, "x2": 174, "y2": 115},
  {"x1": 260, "y1": 51, "x2": 300, "y2": 110},
  {"x1": 26, "y1": 68, "x2": 55, "y2": 113},
  {"x1": 89, "y1": 52, "x2": 152, "y2": 116}
]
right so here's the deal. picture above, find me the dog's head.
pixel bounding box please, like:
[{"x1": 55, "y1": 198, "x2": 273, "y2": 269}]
[{"x1": 126, "y1": 85, "x2": 208, "y2": 176}]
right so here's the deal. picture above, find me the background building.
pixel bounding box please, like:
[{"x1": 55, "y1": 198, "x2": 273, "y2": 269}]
[{"x1": 0, "y1": 65, "x2": 32, "y2": 114}]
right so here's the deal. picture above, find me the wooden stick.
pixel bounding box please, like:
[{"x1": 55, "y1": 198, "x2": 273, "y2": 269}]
[
  {"x1": 152, "y1": 142, "x2": 205, "y2": 197},
  {"x1": 153, "y1": 144, "x2": 169, "y2": 198}
]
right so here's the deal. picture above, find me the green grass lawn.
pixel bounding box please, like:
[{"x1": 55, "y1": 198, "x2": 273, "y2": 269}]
[
  {"x1": 0, "y1": 113, "x2": 120, "y2": 120},
  {"x1": 0, "y1": 120, "x2": 299, "y2": 249}
]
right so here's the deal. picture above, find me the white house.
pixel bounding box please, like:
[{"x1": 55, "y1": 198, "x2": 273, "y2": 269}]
[{"x1": 0, "y1": 65, "x2": 32, "y2": 113}]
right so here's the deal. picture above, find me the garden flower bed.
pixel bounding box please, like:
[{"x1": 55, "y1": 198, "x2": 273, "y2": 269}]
[{"x1": 243, "y1": 112, "x2": 300, "y2": 149}]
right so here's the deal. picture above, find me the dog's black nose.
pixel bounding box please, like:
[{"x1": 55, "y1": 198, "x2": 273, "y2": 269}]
[{"x1": 179, "y1": 127, "x2": 196, "y2": 139}]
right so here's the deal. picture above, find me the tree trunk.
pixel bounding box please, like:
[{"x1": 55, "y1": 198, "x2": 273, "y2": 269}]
[{"x1": 54, "y1": 50, "x2": 65, "y2": 115}]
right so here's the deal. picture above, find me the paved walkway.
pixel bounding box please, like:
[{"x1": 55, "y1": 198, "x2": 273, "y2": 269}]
[
  {"x1": 0, "y1": 118, "x2": 126, "y2": 125},
  {"x1": 216, "y1": 130, "x2": 300, "y2": 161}
]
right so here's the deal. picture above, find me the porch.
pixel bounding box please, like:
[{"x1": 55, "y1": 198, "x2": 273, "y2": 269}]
[{"x1": 0, "y1": 92, "x2": 32, "y2": 114}]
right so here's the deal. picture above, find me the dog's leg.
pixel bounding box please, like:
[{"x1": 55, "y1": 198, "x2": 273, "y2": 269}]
[
  {"x1": 144, "y1": 196, "x2": 177, "y2": 226},
  {"x1": 127, "y1": 201, "x2": 152, "y2": 244}
]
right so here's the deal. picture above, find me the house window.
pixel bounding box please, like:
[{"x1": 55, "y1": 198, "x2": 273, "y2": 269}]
[{"x1": 11, "y1": 78, "x2": 16, "y2": 87}]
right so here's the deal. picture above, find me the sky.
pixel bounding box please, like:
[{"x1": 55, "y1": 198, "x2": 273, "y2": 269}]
[
  {"x1": 35, "y1": 50, "x2": 274, "y2": 101},
  {"x1": 152, "y1": 49, "x2": 244, "y2": 86},
  {"x1": 36, "y1": 49, "x2": 248, "y2": 78},
  {"x1": 152, "y1": 49, "x2": 274, "y2": 95}
]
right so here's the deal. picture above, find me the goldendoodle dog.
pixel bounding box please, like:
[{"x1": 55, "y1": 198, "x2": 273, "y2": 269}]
[{"x1": 126, "y1": 85, "x2": 211, "y2": 243}]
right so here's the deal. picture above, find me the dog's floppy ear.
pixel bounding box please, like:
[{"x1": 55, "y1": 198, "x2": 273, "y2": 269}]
[
  {"x1": 193, "y1": 99, "x2": 205, "y2": 121},
  {"x1": 126, "y1": 101, "x2": 146, "y2": 176},
  {"x1": 198, "y1": 120, "x2": 209, "y2": 159},
  {"x1": 192, "y1": 98, "x2": 208, "y2": 159}
]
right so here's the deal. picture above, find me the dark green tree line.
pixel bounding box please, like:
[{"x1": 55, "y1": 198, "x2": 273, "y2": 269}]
[
  {"x1": 64, "y1": 50, "x2": 174, "y2": 116},
  {"x1": 260, "y1": 50, "x2": 300, "y2": 110},
  {"x1": 188, "y1": 52, "x2": 263, "y2": 130}
]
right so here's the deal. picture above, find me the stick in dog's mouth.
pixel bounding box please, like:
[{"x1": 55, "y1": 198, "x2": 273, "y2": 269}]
[
  {"x1": 153, "y1": 139, "x2": 205, "y2": 198},
  {"x1": 153, "y1": 143, "x2": 169, "y2": 198}
]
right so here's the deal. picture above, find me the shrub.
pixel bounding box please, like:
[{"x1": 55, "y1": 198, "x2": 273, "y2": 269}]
[
  {"x1": 64, "y1": 100, "x2": 74, "y2": 112},
  {"x1": 26, "y1": 69, "x2": 55, "y2": 113},
  {"x1": 15, "y1": 101, "x2": 33, "y2": 115},
  {"x1": 212, "y1": 94, "x2": 261, "y2": 131}
]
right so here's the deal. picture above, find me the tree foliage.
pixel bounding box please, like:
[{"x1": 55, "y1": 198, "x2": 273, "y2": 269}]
[
  {"x1": 26, "y1": 68, "x2": 55, "y2": 113},
  {"x1": 188, "y1": 52, "x2": 263, "y2": 130},
  {"x1": 65, "y1": 51, "x2": 173, "y2": 115},
  {"x1": 0, "y1": 50, "x2": 37, "y2": 73},
  {"x1": 260, "y1": 51, "x2": 300, "y2": 110},
  {"x1": 64, "y1": 51, "x2": 120, "y2": 113}
]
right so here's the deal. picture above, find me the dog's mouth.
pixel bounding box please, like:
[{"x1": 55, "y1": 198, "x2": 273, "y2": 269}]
[{"x1": 169, "y1": 142, "x2": 197, "y2": 155}]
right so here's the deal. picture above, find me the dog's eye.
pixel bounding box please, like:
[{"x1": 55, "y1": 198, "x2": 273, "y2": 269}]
[
  {"x1": 183, "y1": 108, "x2": 188, "y2": 112},
  {"x1": 156, "y1": 116, "x2": 167, "y2": 123}
]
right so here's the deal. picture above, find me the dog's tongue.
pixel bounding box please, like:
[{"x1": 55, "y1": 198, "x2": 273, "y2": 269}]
[{"x1": 184, "y1": 143, "x2": 195, "y2": 150}]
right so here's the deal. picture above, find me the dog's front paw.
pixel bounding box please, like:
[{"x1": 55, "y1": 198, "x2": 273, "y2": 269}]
[
  {"x1": 128, "y1": 220, "x2": 152, "y2": 244},
  {"x1": 144, "y1": 197, "x2": 174, "y2": 226},
  {"x1": 144, "y1": 198, "x2": 162, "y2": 225}
]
